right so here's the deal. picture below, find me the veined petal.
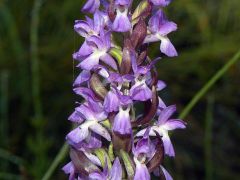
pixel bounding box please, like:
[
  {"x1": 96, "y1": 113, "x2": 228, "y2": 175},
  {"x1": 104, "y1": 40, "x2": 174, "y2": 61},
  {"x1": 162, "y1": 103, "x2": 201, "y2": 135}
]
[
  {"x1": 62, "y1": 162, "x2": 74, "y2": 174},
  {"x1": 109, "y1": 157, "x2": 122, "y2": 180},
  {"x1": 159, "y1": 21, "x2": 177, "y2": 36},
  {"x1": 80, "y1": 132, "x2": 102, "y2": 149},
  {"x1": 76, "y1": 104, "x2": 96, "y2": 120},
  {"x1": 83, "y1": 151, "x2": 102, "y2": 166},
  {"x1": 162, "y1": 133, "x2": 175, "y2": 156},
  {"x1": 143, "y1": 34, "x2": 160, "y2": 44},
  {"x1": 94, "y1": 11, "x2": 110, "y2": 31},
  {"x1": 89, "y1": 123, "x2": 111, "y2": 141},
  {"x1": 134, "y1": 129, "x2": 151, "y2": 156},
  {"x1": 74, "y1": 20, "x2": 92, "y2": 37},
  {"x1": 78, "y1": 52, "x2": 101, "y2": 70},
  {"x1": 112, "y1": 9, "x2": 131, "y2": 32},
  {"x1": 62, "y1": 162, "x2": 75, "y2": 180},
  {"x1": 68, "y1": 110, "x2": 84, "y2": 123},
  {"x1": 100, "y1": 53, "x2": 118, "y2": 70},
  {"x1": 113, "y1": 108, "x2": 132, "y2": 135},
  {"x1": 162, "y1": 119, "x2": 186, "y2": 130},
  {"x1": 87, "y1": 35, "x2": 105, "y2": 49},
  {"x1": 130, "y1": 82, "x2": 152, "y2": 101},
  {"x1": 89, "y1": 172, "x2": 105, "y2": 180},
  {"x1": 73, "y1": 41, "x2": 93, "y2": 60},
  {"x1": 103, "y1": 90, "x2": 120, "y2": 112},
  {"x1": 93, "y1": 65, "x2": 110, "y2": 78},
  {"x1": 66, "y1": 126, "x2": 89, "y2": 144},
  {"x1": 133, "y1": 160, "x2": 150, "y2": 180},
  {"x1": 157, "y1": 105, "x2": 176, "y2": 125},
  {"x1": 160, "y1": 165, "x2": 173, "y2": 180},
  {"x1": 73, "y1": 70, "x2": 91, "y2": 86},
  {"x1": 115, "y1": 0, "x2": 130, "y2": 6},
  {"x1": 156, "y1": 80, "x2": 166, "y2": 91},
  {"x1": 136, "y1": 127, "x2": 157, "y2": 137},
  {"x1": 160, "y1": 37, "x2": 178, "y2": 57},
  {"x1": 73, "y1": 87, "x2": 97, "y2": 101}
]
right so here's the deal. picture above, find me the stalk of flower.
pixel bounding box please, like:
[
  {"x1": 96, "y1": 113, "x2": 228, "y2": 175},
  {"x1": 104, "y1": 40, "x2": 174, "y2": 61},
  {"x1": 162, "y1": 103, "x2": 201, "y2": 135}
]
[{"x1": 63, "y1": 0, "x2": 186, "y2": 179}]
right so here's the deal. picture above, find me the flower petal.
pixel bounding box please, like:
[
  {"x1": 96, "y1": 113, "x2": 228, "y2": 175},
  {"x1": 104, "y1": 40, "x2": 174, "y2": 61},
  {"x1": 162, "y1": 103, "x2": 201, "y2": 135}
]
[
  {"x1": 163, "y1": 119, "x2": 186, "y2": 130},
  {"x1": 78, "y1": 53, "x2": 100, "y2": 70},
  {"x1": 74, "y1": 20, "x2": 92, "y2": 37},
  {"x1": 73, "y1": 41, "x2": 93, "y2": 60},
  {"x1": 82, "y1": 0, "x2": 100, "y2": 13},
  {"x1": 156, "y1": 80, "x2": 166, "y2": 91},
  {"x1": 73, "y1": 70, "x2": 91, "y2": 86},
  {"x1": 143, "y1": 34, "x2": 160, "y2": 44},
  {"x1": 157, "y1": 105, "x2": 176, "y2": 125},
  {"x1": 89, "y1": 172, "x2": 105, "y2": 180},
  {"x1": 100, "y1": 53, "x2": 117, "y2": 70},
  {"x1": 109, "y1": 157, "x2": 122, "y2": 180},
  {"x1": 68, "y1": 110, "x2": 84, "y2": 123},
  {"x1": 66, "y1": 126, "x2": 89, "y2": 144},
  {"x1": 160, "y1": 165, "x2": 173, "y2": 180},
  {"x1": 62, "y1": 162, "x2": 75, "y2": 180},
  {"x1": 89, "y1": 123, "x2": 111, "y2": 141},
  {"x1": 103, "y1": 90, "x2": 120, "y2": 112},
  {"x1": 150, "y1": 0, "x2": 171, "y2": 7},
  {"x1": 112, "y1": 9, "x2": 131, "y2": 32},
  {"x1": 130, "y1": 83, "x2": 152, "y2": 101},
  {"x1": 160, "y1": 37, "x2": 178, "y2": 57},
  {"x1": 113, "y1": 108, "x2": 132, "y2": 135},
  {"x1": 159, "y1": 21, "x2": 177, "y2": 36},
  {"x1": 62, "y1": 162, "x2": 74, "y2": 174},
  {"x1": 133, "y1": 161, "x2": 150, "y2": 180},
  {"x1": 162, "y1": 133, "x2": 175, "y2": 157}
]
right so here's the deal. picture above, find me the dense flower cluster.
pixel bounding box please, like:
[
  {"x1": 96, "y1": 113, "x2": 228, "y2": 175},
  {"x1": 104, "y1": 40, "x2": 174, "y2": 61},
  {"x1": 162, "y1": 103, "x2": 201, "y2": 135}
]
[{"x1": 63, "y1": 0, "x2": 186, "y2": 179}]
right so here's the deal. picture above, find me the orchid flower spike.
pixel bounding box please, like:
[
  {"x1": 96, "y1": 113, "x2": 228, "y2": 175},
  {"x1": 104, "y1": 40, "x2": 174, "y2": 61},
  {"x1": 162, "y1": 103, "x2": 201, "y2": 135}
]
[{"x1": 63, "y1": 0, "x2": 186, "y2": 179}]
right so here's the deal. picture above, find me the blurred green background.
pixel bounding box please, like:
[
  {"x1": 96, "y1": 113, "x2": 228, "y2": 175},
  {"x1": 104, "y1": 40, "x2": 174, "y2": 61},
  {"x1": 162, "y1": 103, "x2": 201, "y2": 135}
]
[{"x1": 0, "y1": 0, "x2": 240, "y2": 179}]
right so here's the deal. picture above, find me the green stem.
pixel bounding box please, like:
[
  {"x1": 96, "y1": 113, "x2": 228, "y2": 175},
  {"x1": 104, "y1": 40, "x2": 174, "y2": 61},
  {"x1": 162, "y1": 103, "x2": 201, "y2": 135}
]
[
  {"x1": 30, "y1": 0, "x2": 43, "y2": 119},
  {"x1": 179, "y1": 50, "x2": 240, "y2": 119},
  {"x1": 41, "y1": 143, "x2": 68, "y2": 180}
]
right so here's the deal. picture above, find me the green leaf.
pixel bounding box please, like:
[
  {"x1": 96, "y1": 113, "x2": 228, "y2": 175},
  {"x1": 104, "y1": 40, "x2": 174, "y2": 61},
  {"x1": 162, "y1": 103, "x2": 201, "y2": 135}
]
[
  {"x1": 101, "y1": 119, "x2": 111, "y2": 129},
  {"x1": 109, "y1": 48, "x2": 122, "y2": 65},
  {"x1": 108, "y1": 143, "x2": 114, "y2": 162},
  {"x1": 120, "y1": 149, "x2": 135, "y2": 179},
  {"x1": 94, "y1": 148, "x2": 112, "y2": 169},
  {"x1": 132, "y1": 0, "x2": 149, "y2": 25}
]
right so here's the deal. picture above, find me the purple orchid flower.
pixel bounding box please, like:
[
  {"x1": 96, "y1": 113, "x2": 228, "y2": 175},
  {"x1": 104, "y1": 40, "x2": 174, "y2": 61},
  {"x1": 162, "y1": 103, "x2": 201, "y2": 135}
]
[
  {"x1": 89, "y1": 157, "x2": 122, "y2": 180},
  {"x1": 144, "y1": 10, "x2": 178, "y2": 57},
  {"x1": 132, "y1": 129, "x2": 153, "y2": 180},
  {"x1": 113, "y1": 106, "x2": 132, "y2": 135},
  {"x1": 74, "y1": 31, "x2": 117, "y2": 70},
  {"x1": 66, "y1": 100, "x2": 111, "y2": 145},
  {"x1": 137, "y1": 105, "x2": 186, "y2": 156},
  {"x1": 112, "y1": 0, "x2": 132, "y2": 32}
]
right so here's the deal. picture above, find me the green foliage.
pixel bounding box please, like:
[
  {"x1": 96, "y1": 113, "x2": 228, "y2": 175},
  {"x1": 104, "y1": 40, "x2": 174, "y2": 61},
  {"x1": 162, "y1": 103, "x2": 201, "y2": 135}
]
[{"x1": 0, "y1": 0, "x2": 240, "y2": 179}]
